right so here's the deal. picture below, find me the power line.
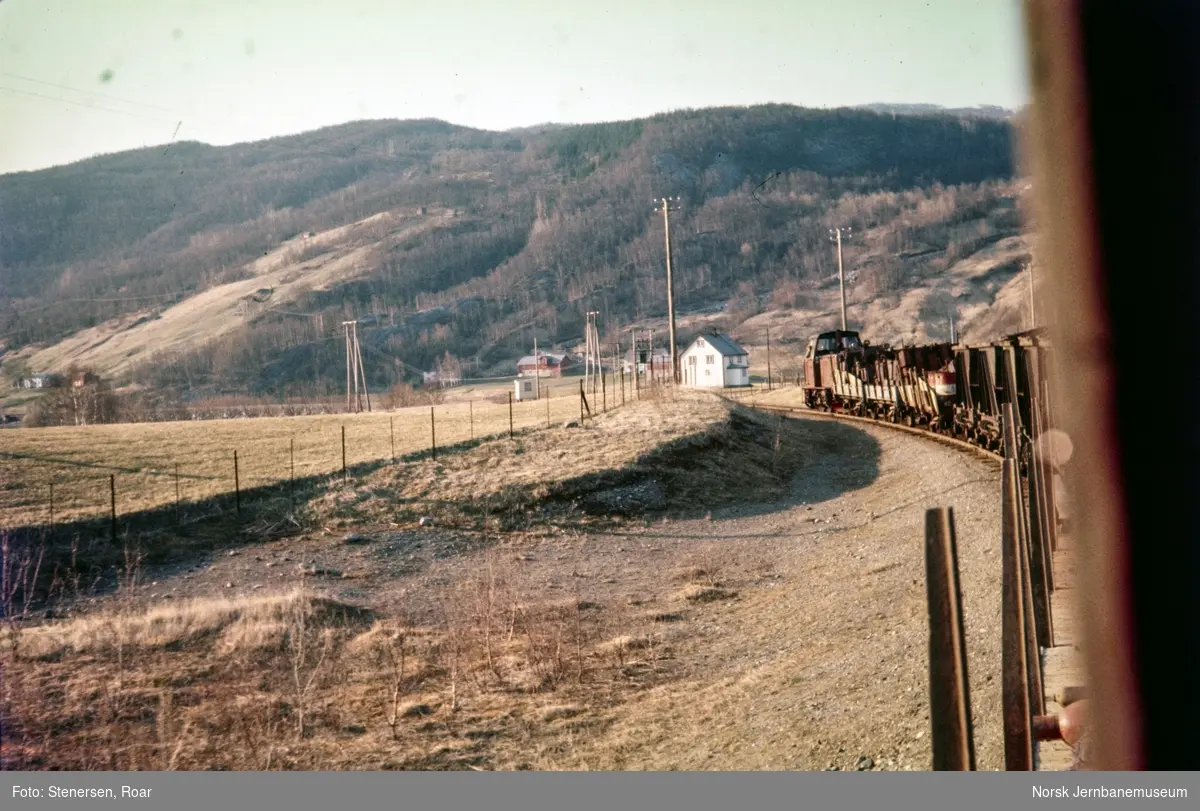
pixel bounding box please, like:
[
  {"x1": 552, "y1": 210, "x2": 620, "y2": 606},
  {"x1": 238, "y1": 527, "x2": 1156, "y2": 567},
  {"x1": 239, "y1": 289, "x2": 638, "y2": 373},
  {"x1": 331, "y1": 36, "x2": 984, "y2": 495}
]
[
  {"x1": 0, "y1": 71, "x2": 178, "y2": 114},
  {"x1": 357, "y1": 339, "x2": 428, "y2": 378},
  {"x1": 0, "y1": 84, "x2": 177, "y2": 124}
]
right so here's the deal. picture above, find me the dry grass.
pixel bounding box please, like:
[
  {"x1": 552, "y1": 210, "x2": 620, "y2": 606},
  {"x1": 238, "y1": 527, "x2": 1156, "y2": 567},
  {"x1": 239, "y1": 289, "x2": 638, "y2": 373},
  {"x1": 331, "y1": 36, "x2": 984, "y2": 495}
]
[
  {"x1": 1, "y1": 387, "x2": 745, "y2": 622},
  {"x1": 597, "y1": 633, "x2": 657, "y2": 654},
  {"x1": 1, "y1": 549, "x2": 683, "y2": 771},
  {"x1": 12, "y1": 591, "x2": 370, "y2": 660},
  {"x1": 313, "y1": 388, "x2": 728, "y2": 526},
  {"x1": 539, "y1": 704, "x2": 584, "y2": 722},
  {"x1": 674, "y1": 584, "x2": 738, "y2": 603},
  {"x1": 0, "y1": 390, "x2": 822, "y2": 770},
  {"x1": 0, "y1": 382, "x2": 622, "y2": 528}
]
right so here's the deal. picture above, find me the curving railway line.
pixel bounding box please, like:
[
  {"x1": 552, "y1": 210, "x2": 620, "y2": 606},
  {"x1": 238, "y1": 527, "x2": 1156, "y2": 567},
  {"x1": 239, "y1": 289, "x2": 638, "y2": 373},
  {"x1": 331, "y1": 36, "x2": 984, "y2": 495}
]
[{"x1": 724, "y1": 326, "x2": 1084, "y2": 772}]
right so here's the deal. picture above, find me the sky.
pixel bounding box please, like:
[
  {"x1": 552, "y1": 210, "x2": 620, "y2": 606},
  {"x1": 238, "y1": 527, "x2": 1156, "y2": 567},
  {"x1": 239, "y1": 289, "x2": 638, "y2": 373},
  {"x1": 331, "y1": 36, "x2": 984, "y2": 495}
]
[{"x1": 0, "y1": 0, "x2": 1030, "y2": 175}]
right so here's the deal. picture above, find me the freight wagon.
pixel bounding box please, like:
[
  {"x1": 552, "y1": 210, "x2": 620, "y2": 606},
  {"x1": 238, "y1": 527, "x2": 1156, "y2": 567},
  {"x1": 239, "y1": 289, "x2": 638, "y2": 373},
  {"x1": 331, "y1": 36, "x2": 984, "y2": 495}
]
[{"x1": 799, "y1": 328, "x2": 1055, "y2": 456}]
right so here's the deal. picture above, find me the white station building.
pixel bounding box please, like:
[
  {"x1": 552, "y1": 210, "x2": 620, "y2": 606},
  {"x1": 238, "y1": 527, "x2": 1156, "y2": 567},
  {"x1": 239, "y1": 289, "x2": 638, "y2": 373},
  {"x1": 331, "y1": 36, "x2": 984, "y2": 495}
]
[{"x1": 680, "y1": 332, "x2": 751, "y2": 389}]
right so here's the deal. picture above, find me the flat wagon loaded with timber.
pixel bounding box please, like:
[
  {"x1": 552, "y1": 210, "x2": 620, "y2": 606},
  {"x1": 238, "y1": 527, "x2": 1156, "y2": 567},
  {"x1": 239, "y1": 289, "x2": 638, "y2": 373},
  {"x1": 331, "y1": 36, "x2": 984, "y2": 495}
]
[{"x1": 799, "y1": 326, "x2": 1057, "y2": 457}]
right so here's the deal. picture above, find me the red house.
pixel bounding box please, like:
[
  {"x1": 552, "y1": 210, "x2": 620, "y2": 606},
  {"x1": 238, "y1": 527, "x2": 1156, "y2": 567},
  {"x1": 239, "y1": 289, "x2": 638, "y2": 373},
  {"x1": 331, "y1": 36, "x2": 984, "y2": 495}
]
[{"x1": 517, "y1": 352, "x2": 571, "y2": 378}]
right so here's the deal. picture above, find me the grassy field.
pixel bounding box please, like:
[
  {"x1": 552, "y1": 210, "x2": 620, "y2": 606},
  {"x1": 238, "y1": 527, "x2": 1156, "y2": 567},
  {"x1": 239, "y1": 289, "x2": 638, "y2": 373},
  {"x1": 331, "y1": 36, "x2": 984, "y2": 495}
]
[
  {"x1": 0, "y1": 389, "x2": 825, "y2": 770},
  {"x1": 0, "y1": 379, "x2": 643, "y2": 529}
]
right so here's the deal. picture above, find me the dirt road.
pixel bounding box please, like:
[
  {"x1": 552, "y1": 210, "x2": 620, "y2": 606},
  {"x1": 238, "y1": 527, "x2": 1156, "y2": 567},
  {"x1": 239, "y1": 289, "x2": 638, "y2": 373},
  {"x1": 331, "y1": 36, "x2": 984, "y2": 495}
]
[{"x1": 538, "y1": 413, "x2": 1004, "y2": 770}]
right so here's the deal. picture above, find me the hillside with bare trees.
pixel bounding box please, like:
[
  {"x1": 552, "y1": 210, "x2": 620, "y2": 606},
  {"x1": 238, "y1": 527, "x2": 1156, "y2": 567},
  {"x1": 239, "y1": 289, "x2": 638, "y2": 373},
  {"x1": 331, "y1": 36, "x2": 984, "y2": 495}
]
[{"x1": 0, "y1": 104, "x2": 1026, "y2": 401}]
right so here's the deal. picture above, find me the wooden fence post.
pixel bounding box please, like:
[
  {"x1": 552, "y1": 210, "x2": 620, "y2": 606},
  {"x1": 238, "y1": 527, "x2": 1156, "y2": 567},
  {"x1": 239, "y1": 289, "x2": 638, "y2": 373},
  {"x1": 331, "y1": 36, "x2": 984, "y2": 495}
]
[
  {"x1": 341, "y1": 425, "x2": 347, "y2": 483},
  {"x1": 234, "y1": 450, "x2": 241, "y2": 515},
  {"x1": 430, "y1": 406, "x2": 437, "y2": 461},
  {"x1": 509, "y1": 391, "x2": 514, "y2": 440}
]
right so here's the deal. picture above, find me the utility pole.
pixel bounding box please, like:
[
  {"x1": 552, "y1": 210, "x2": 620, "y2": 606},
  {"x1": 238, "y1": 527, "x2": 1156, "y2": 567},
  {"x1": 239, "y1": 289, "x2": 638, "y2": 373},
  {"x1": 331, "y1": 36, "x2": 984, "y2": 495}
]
[
  {"x1": 655, "y1": 196, "x2": 682, "y2": 383},
  {"x1": 584, "y1": 311, "x2": 600, "y2": 397},
  {"x1": 358, "y1": 325, "x2": 370, "y2": 412},
  {"x1": 342, "y1": 320, "x2": 369, "y2": 413},
  {"x1": 344, "y1": 322, "x2": 353, "y2": 412},
  {"x1": 591, "y1": 312, "x2": 601, "y2": 397},
  {"x1": 649, "y1": 329, "x2": 656, "y2": 384},
  {"x1": 766, "y1": 325, "x2": 772, "y2": 391},
  {"x1": 629, "y1": 327, "x2": 635, "y2": 381},
  {"x1": 533, "y1": 334, "x2": 541, "y2": 400},
  {"x1": 612, "y1": 343, "x2": 620, "y2": 403},
  {"x1": 829, "y1": 226, "x2": 853, "y2": 331}
]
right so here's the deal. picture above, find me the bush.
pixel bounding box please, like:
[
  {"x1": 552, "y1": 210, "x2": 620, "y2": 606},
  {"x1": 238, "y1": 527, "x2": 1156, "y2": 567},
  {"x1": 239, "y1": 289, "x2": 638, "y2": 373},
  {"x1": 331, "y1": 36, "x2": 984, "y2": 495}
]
[{"x1": 384, "y1": 382, "x2": 444, "y2": 409}]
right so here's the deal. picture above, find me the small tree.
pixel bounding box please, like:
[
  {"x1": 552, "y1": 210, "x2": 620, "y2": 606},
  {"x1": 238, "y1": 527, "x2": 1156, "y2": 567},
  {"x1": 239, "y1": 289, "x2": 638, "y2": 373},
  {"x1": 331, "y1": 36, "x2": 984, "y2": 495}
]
[{"x1": 2, "y1": 358, "x2": 32, "y2": 387}]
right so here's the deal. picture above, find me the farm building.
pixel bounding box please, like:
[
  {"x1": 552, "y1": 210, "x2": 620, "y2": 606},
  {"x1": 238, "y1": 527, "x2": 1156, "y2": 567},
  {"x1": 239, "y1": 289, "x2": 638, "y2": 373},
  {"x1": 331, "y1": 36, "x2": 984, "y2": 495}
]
[
  {"x1": 423, "y1": 369, "x2": 462, "y2": 388},
  {"x1": 71, "y1": 370, "x2": 100, "y2": 388},
  {"x1": 514, "y1": 377, "x2": 539, "y2": 402},
  {"x1": 517, "y1": 352, "x2": 571, "y2": 378},
  {"x1": 681, "y1": 333, "x2": 751, "y2": 389}
]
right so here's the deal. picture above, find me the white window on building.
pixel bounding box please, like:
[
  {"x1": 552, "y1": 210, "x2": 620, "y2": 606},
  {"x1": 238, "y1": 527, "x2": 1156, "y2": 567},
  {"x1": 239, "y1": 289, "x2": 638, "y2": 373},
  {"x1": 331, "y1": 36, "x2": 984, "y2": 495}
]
[
  {"x1": 705, "y1": 369, "x2": 711, "y2": 377},
  {"x1": 706, "y1": 354, "x2": 715, "y2": 364}
]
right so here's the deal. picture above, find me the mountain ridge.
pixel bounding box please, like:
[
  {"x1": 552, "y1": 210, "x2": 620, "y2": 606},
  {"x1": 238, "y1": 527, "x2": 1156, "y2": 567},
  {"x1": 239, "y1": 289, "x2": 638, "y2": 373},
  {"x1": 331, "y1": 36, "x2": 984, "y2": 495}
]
[{"x1": 0, "y1": 103, "x2": 1029, "y2": 400}]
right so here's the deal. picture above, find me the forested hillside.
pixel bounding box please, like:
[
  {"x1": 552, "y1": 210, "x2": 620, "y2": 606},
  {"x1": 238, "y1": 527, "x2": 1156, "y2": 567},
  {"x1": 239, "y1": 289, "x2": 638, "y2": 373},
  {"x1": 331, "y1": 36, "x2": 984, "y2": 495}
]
[{"x1": 0, "y1": 104, "x2": 1025, "y2": 400}]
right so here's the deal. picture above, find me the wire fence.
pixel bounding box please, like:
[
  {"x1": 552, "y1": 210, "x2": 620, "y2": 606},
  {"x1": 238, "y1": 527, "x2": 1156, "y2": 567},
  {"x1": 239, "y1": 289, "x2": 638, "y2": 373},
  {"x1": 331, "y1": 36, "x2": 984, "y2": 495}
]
[{"x1": 0, "y1": 372, "x2": 671, "y2": 533}]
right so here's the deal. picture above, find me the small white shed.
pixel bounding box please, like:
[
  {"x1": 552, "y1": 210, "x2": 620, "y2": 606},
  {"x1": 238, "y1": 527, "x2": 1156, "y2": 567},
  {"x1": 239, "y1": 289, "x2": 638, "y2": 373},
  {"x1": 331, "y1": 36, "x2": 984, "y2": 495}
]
[
  {"x1": 514, "y1": 378, "x2": 538, "y2": 402},
  {"x1": 681, "y1": 333, "x2": 751, "y2": 389}
]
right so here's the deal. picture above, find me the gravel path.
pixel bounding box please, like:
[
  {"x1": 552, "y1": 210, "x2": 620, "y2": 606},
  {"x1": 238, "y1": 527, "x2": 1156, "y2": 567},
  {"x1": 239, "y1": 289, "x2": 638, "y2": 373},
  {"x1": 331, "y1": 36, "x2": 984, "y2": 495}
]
[{"x1": 554, "y1": 413, "x2": 1004, "y2": 771}]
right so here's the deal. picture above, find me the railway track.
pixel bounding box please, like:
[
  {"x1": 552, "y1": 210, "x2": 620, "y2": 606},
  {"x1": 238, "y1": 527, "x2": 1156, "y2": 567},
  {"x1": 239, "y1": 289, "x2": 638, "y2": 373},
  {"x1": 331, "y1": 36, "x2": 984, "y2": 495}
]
[
  {"x1": 738, "y1": 398, "x2": 1004, "y2": 464},
  {"x1": 725, "y1": 388, "x2": 1082, "y2": 772}
]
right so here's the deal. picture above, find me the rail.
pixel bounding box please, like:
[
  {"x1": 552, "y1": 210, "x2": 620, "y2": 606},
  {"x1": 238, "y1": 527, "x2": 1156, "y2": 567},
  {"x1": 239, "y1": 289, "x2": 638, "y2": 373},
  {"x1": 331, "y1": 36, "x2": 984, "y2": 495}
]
[{"x1": 723, "y1": 379, "x2": 1077, "y2": 771}]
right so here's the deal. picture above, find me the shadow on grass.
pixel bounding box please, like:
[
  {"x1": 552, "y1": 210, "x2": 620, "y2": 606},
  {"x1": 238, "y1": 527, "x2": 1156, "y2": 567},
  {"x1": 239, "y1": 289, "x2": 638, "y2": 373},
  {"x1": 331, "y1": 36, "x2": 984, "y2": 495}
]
[
  {"x1": 479, "y1": 403, "x2": 884, "y2": 527},
  {"x1": 0, "y1": 424, "x2": 553, "y2": 609},
  {"x1": 0, "y1": 401, "x2": 882, "y2": 611},
  {"x1": 0, "y1": 450, "x2": 217, "y2": 480}
]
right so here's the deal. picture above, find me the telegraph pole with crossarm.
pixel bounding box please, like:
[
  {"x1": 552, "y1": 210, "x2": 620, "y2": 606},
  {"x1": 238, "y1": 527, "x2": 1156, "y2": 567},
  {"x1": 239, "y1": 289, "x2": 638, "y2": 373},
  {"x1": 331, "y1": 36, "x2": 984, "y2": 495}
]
[
  {"x1": 655, "y1": 196, "x2": 682, "y2": 384},
  {"x1": 829, "y1": 226, "x2": 853, "y2": 331}
]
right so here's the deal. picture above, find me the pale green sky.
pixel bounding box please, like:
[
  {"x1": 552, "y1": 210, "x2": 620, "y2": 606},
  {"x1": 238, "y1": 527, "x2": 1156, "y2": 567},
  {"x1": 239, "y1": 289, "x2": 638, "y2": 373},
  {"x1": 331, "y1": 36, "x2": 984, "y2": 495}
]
[{"x1": 0, "y1": 0, "x2": 1029, "y2": 174}]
